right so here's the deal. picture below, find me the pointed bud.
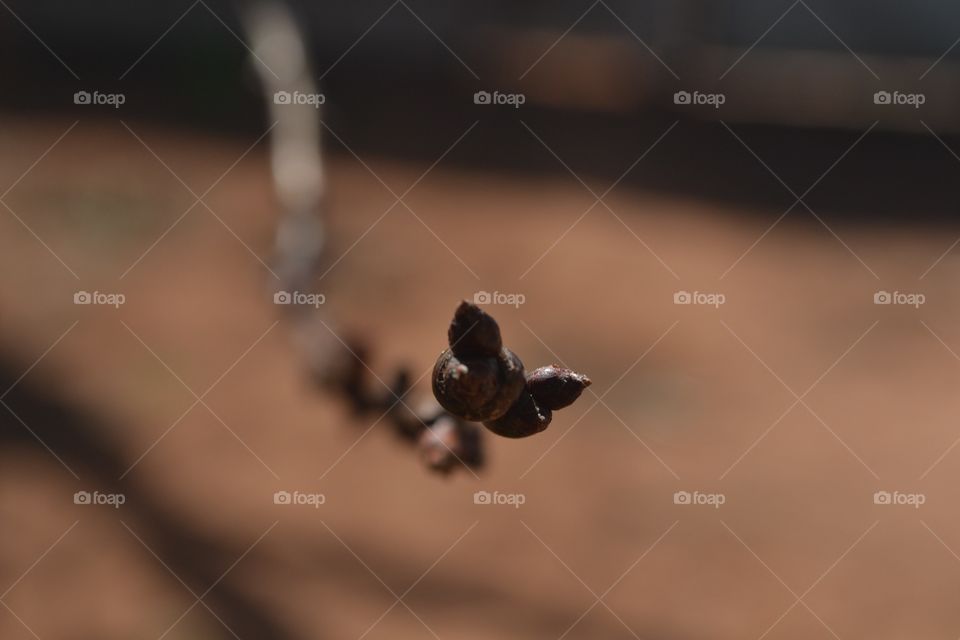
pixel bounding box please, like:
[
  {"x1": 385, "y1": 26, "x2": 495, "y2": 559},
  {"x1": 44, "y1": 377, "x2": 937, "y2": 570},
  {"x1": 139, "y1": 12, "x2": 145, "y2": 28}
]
[
  {"x1": 448, "y1": 301, "x2": 502, "y2": 357},
  {"x1": 527, "y1": 365, "x2": 592, "y2": 410}
]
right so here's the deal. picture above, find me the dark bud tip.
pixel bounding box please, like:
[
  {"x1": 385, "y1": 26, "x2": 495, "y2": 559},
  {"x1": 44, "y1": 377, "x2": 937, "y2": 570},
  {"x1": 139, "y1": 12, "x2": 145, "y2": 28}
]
[
  {"x1": 526, "y1": 365, "x2": 592, "y2": 411},
  {"x1": 482, "y1": 391, "x2": 552, "y2": 438},
  {"x1": 448, "y1": 301, "x2": 502, "y2": 357}
]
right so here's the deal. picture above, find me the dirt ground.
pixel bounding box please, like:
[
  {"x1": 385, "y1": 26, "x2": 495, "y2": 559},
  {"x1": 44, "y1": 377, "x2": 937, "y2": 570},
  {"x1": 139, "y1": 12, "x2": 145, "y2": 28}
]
[{"x1": 3, "y1": 115, "x2": 960, "y2": 639}]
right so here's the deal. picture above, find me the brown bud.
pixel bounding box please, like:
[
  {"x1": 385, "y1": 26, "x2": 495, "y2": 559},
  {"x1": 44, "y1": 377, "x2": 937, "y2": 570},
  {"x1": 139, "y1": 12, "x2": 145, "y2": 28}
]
[
  {"x1": 418, "y1": 416, "x2": 483, "y2": 473},
  {"x1": 384, "y1": 367, "x2": 427, "y2": 441},
  {"x1": 312, "y1": 337, "x2": 378, "y2": 414},
  {"x1": 527, "y1": 365, "x2": 592, "y2": 410},
  {"x1": 433, "y1": 301, "x2": 589, "y2": 442},
  {"x1": 448, "y1": 301, "x2": 502, "y2": 357},
  {"x1": 432, "y1": 347, "x2": 525, "y2": 421},
  {"x1": 483, "y1": 390, "x2": 552, "y2": 438}
]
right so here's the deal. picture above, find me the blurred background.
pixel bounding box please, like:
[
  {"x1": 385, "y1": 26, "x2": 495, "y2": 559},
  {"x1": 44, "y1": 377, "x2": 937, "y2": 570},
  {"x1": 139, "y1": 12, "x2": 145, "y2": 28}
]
[{"x1": 3, "y1": 1, "x2": 960, "y2": 638}]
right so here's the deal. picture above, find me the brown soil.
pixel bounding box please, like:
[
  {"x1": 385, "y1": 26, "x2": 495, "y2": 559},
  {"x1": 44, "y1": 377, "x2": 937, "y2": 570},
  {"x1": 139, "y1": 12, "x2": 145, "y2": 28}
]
[{"x1": 1, "y1": 115, "x2": 959, "y2": 639}]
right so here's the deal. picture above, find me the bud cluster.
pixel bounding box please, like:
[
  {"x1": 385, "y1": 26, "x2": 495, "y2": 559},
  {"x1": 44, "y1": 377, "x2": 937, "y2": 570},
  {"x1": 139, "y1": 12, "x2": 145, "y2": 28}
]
[{"x1": 433, "y1": 302, "x2": 591, "y2": 438}]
